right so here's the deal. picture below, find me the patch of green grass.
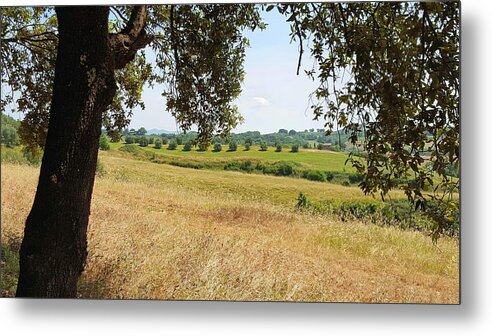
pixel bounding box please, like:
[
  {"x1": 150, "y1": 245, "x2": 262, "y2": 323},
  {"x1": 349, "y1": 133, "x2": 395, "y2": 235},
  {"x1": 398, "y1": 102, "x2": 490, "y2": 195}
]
[{"x1": 1, "y1": 243, "x2": 20, "y2": 297}]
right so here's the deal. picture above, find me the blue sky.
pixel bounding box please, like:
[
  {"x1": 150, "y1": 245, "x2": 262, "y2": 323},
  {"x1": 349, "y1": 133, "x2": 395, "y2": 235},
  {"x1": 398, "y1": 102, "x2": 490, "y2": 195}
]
[{"x1": 129, "y1": 10, "x2": 325, "y2": 133}]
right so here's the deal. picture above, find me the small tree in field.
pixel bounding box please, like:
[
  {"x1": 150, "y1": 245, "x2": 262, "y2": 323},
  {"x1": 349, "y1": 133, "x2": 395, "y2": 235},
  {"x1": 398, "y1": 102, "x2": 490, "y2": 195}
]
[
  {"x1": 291, "y1": 144, "x2": 299, "y2": 152},
  {"x1": 244, "y1": 138, "x2": 252, "y2": 151},
  {"x1": 275, "y1": 143, "x2": 282, "y2": 152},
  {"x1": 228, "y1": 140, "x2": 237, "y2": 152},
  {"x1": 167, "y1": 140, "x2": 177, "y2": 150},
  {"x1": 182, "y1": 141, "x2": 192, "y2": 151},
  {"x1": 154, "y1": 138, "x2": 162, "y2": 149},
  {"x1": 259, "y1": 141, "x2": 268, "y2": 151},
  {"x1": 1, "y1": 125, "x2": 20, "y2": 148},
  {"x1": 198, "y1": 143, "x2": 209, "y2": 151},
  {"x1": 213, "y1": 142, "x2": 222, "y2": 152},
  {"x1": 99, "y1": 134, "x2": 110, "y2": 150},
  {"x1": 138, "y1": 137, "x2": 148, "y2": 147}
]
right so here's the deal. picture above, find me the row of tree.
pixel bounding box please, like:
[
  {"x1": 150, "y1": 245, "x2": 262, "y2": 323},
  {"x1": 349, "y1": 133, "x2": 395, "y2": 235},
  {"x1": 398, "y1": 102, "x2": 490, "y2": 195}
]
[{"x1": 117, "y1": 128, "x2": 352, "y2": 152}]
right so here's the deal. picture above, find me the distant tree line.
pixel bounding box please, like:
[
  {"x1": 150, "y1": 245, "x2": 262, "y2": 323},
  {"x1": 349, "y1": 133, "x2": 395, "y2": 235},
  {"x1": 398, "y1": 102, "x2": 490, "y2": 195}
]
[{"x1": 118, "y1": 127, "x2": 358, "y2": 152}]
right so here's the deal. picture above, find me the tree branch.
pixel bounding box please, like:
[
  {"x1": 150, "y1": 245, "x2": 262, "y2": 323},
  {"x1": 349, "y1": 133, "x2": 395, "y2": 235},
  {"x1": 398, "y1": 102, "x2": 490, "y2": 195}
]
[{"x1": 109, "y1": 5, "x2": 153, "y2": 70}]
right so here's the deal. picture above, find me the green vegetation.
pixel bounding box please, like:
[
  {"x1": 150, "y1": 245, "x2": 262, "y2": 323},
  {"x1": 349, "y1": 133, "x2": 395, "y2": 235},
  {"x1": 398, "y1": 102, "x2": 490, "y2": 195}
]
[
  {"x1": 182, "y1": 141, "x2": 192, "y2": 151},
  {"x1": 296, "y1": 193, "x2": 459, "y2": 238},
  {"x1": 213, "y1": 143, "x2": 222, "y2": 152},
  {"x1": 1, "y1": 113, "x2": 20, "y2": 148},
  {"x1": 167, "y1": 141, "x2": 177, "y2": 150},
  {"x1": 99, "y1": 134, "x2": 110, "y2": 151}
]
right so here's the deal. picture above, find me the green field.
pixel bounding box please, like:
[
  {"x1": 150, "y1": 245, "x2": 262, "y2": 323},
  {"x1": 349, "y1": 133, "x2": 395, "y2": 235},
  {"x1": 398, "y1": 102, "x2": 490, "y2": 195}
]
[{"x1": 109, "y1": 142, "x2": 355, "y2": 172}]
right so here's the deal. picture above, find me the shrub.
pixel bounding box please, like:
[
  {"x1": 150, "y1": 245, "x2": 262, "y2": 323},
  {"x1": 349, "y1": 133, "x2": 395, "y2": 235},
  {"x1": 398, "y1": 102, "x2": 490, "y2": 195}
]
[
  {"x1": 167, "y1": 141, "x2": 177, "y2": 150},
  {"x1": 224, "y1": 162, "x2": 240, "y2": 171},
  {"x1": 23, "y1": 148, "x2": 42, "y2": 165},
  {"x1": 317, "y1": 143, "x2": 323, "y2": 150},
  {"x1": 244, "y1": 138, "x2": 252, "y2": 151},
  {"x1": 176, "y1": 136, "x2": 183, "y2": 145},
  {"x1": 154, "y1": 138, "x2": 162, "y2": 149},
  {"x1": 138, "y1": 137, "x2": 149, "y2": 147},
  {"x1": 124, "y1": 136, "x2": 135, "y2": 144},
  {"x1": 291, "y1": 144, "x2": 299, "y2": 152},
  {"x1": 198, "y1": 143, "x2": 208, "y2": 152},
  {"x1": 162, "y1": 137, "x2": 168, "y2": 145},
  {"x1": 213, "y1": 143, "x2": 222, "y2": 152},
  {"x1": 325, "y1": 171, "x2": 334, "y2": 181},
  {"x1": 182, "y1": 141, "x2": 192, "y2": 151},
  {"x1": 302, "y1": 143, "x2": 309, "y2": 149},
  {"x1": 99, "y1": 135, "x2": 110, "y2": 150},
  {"x1": 274, "y1": 162, "x2": 296, "y2": 176},
  {"x1": 148, "y1": 137, "x2": 154, "y2": 145},
  {"x1": 240, "y1": 160, "x2": 254, "y2": 173},
  {"x1": 342, "y1": 181, "x2": 350, "y2": 186},
  {"x1": 348, "y1": 173, "x2": 363, "y2": 184},
  {"x1": 228, "y1": 141, "x2": 237, "y2": 152},
  {"x1": 296, "y1": 192, "x2": 310, "y2": 209},
  {"x1": 259, "y1": 142, "x2": 268, "y2": 151},
  {"x1": 275, "y1": 144, "x2": 282, "y2": 152},
  {"x1": 302, "y1": 170, "x2": 326, "y2": 182},
  {"x1": 1, "y1": 125, "x2": 19, "y2": 148}
]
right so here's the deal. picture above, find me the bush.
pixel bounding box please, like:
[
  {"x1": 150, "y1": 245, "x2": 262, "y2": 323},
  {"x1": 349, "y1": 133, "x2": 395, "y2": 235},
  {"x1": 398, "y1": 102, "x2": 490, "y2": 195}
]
[
  {"x1": 138, "y1": 137, "x2": 149, "y2": 147},
  {"x1": 224, "y1": 162, "x2": 240, "y2": 171},
  {"x1": 291, "y1": 144, "x2": 299, "y2": 152},
  {"x1": 259, "y1": 142, "x2": 268, "y2": 151},
  {"x1": 275, "y1": 144, "x2": 282, "y2": 152},
  {"x1": 213, "y1": 143, "x2": 222, "y2": 152},
  {"x1": 228, "y1": 141, "x2": 237, "y2": 152},
  {"x1": 240, "y1": 160, "x2": 254, "y2": 173},
  {"x1": 148, "y1": 137, "x2": 154, "y2": 145},
  {"x1": 162, "y1": 137, "x2": 168, "y2": 145},
  {"x1": 176, "y1": 136, "x2": 183, "y2": 145},
  {"x1": 274, "y1": 162, "x2": 296, "y2": 176},
  {"x1": 317, "y1": 143, "x2": 323, "y2": 150},
  {"x1": 167, "y1": 141, "x2": 177, "y2": 150},
  {"x1": 99, "y1": 134, "x2": 110, "y2": 150},
  {"x1": 302, "y1": 143, "x2": 309, "y2": 149},
  {"x1": 124, "y1": 135, "x2": 135, "y2": 144},
  {"x1": 198, "y1": 143, "x2": 208, "y2": 152},
  {"x1": 154, "y1": 139, "x2": 162, "y2": 149},
  {"x1": 325, "y1": 171, "x2": 334, "y2": 181},
  {"x1": 302, "y1": 170, "x2": 326, "y2": 182},
  {"x1": 348, "y1": 173, "x2": 363, "y2": 184},
  {"x1": 244, "y1": 138, "x2": 252, "y2": 151},
  {"x1": 1, "y1": 125, "x2": 19, "y2": 148},
  {"x1": 182, "y1": 141, "x2": 192, "y2": 151}
]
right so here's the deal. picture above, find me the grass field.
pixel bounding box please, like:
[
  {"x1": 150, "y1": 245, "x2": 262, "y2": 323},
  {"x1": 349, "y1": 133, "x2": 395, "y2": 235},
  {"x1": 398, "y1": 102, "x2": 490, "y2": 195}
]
[
  {"x1": 1, "y1": 149, "x2": 459, "y2": 302},
  {"x1": 109, "y1": 142, "x2": 356, "y2": 172}
]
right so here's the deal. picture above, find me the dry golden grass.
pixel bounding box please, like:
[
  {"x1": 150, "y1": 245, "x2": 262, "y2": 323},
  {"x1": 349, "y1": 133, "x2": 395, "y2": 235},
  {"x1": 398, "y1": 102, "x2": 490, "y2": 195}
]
[{"x1": 1, "y1": 155, "x2": 459, "y2": 303}]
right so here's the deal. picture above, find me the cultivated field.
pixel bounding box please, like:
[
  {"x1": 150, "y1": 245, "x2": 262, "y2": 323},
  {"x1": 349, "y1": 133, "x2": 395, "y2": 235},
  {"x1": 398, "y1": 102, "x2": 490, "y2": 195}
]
[{"x1": 1, "y1": 149, "x2": 459, "y2": 303}]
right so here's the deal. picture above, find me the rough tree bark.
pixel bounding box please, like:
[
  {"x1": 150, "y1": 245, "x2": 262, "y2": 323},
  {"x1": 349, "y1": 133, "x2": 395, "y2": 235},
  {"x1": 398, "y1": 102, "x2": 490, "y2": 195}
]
[{"x1": 16, "y1": 6, "x2": 151, "y2": 298}]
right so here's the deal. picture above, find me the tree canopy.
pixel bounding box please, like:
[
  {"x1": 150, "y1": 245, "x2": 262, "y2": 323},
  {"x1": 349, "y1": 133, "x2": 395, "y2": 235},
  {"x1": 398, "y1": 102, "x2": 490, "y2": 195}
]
[{"x1": 1, "y1": 3, "x2": 460, "y2": 235}]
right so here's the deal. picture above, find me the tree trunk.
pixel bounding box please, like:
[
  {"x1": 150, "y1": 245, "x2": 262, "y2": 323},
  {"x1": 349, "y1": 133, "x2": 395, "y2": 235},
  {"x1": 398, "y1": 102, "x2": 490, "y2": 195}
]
[{"x1": 16, "y1": 7, "x2": 116, "y2": 297}]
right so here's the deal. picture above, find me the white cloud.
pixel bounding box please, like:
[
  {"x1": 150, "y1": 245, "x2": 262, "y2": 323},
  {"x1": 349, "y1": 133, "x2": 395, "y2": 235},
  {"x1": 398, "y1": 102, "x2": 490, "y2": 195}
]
[{"x1": 251, "y1": 96, "x2": 270, "y2": 109}]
